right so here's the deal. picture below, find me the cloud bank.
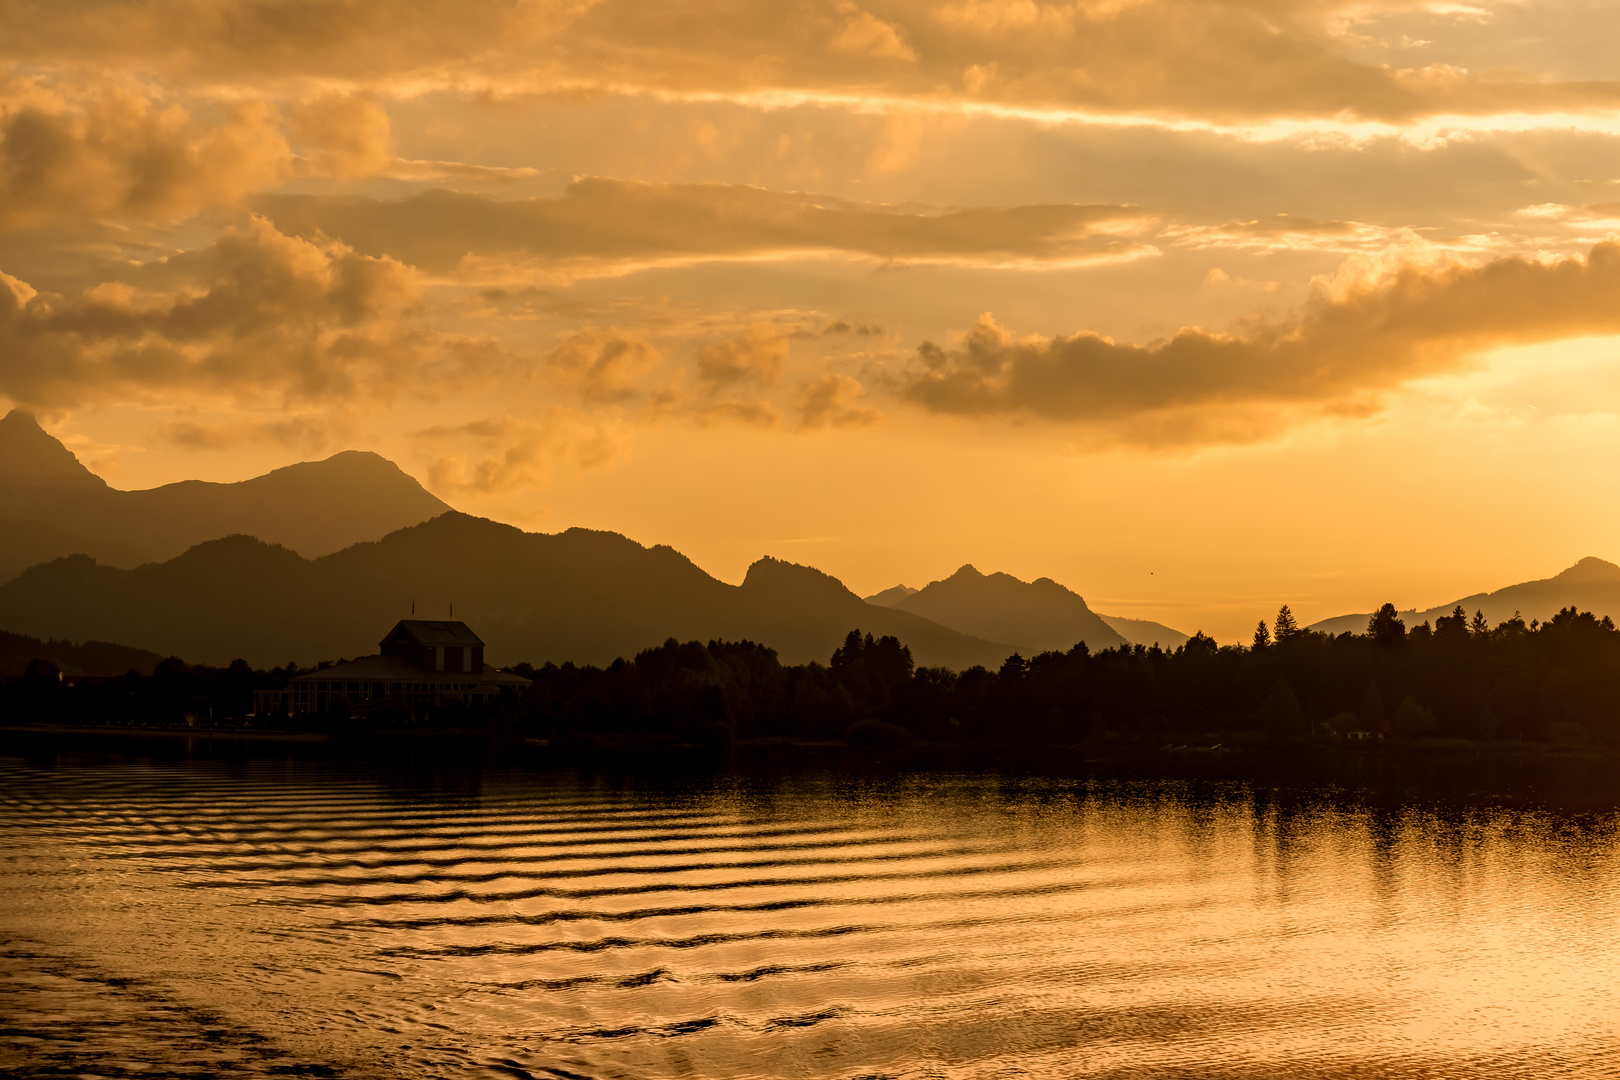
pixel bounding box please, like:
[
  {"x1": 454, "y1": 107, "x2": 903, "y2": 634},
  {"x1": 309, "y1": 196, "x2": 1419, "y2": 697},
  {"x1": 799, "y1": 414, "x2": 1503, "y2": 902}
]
[
  {"x1": 0, "y1": 217, "x2": 425, "y2": 407},
  {"x1": 257, "y1": 182, "x2": 1152, "y2": 275},
  {"x1": 901, "y1": 241, "x2": 1620, "y2": 443},
  {"x1": 7, "y1": 0, "x2": 1616, "y2": 123}
]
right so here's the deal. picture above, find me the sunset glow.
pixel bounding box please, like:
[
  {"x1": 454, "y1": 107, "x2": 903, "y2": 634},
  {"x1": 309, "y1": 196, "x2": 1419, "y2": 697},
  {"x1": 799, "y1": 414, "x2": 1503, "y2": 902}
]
[{"x1": 8, "y1": 0, "x2": 1620, "y2": 638}]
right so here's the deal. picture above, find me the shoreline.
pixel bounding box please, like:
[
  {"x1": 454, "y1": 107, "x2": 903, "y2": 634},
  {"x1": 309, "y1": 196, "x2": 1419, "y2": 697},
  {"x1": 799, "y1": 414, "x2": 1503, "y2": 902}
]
[{"x1": 5, "y1": 723, "x2": 1618, "y2": 785}]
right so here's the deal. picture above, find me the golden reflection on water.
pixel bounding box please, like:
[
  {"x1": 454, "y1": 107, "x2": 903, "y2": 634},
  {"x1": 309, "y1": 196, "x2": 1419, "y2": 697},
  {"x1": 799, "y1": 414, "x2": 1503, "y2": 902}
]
[{"x1": 1, "y1": 758, "x2": 1618, "y2": 1079}]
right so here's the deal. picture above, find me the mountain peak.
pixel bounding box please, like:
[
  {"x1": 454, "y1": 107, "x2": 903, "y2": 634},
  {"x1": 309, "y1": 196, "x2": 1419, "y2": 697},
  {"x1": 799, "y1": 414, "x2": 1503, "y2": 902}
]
[
  {"x1": 0, "y1": 409, "x2": 107, "y2": 490},
  {"x1": 1554, "y1": 556, "x2": 1620, "y2": 585},
  {"x1": 897, "y1": 564, "x2": 1128, "y2": 653},
  {"x1": 743, "y1": 556, "x2": 861, "y2": 604},
  {"x1": 864, "y1": 584, "x2": 918, "y2": 607}
]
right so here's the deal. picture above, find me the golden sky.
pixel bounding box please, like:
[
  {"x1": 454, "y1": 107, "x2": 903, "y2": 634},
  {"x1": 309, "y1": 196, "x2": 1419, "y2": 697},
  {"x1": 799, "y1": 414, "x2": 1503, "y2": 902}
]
[{"x1": 7, "y1": 0, "x2": 1620, "y2": 640}]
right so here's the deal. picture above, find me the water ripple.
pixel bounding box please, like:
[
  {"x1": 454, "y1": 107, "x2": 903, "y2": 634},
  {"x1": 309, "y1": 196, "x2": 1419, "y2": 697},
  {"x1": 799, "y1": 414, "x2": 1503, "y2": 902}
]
[{"x1": 2, "y1": 756, "x2": 1619, "y2": 1080}]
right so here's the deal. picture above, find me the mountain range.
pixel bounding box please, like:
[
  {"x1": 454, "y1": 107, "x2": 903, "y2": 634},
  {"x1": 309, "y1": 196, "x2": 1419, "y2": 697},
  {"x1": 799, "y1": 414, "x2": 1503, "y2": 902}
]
[
  {"x1": 0, "y1": 412, "x2": 1178, "y2": 671},
  {"x1": 1308, "y1": 557, "x2": 1620, "y2": 636},
  {"x1": 0, "y1": 409, "x2": 450, "y2": 581},
  {"x1": 865, "y1": 566, "x2": 1130, "y2": 653},
  {"x1": 0, "y1": 514, "x2": 1027, "y2": 669},
  {"x1": 864, "y1": 570, "x2": 1189, "y2": 651},
  {"x1": 10, "y1": 409, "x2": 1614, "y2": 674}
]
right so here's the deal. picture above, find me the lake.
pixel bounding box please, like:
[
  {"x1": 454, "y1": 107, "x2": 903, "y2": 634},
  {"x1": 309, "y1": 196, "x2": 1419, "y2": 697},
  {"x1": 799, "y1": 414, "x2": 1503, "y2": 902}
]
[{"x1": 2, "y1": 751, "x2": 1618, "y2": 1079}]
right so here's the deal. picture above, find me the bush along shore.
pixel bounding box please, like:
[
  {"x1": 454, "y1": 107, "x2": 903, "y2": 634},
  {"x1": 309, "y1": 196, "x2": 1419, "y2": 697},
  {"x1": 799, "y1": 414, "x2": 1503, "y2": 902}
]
[{"x1": 5, "y1": 604, "x2": 1620, "y2": 762}]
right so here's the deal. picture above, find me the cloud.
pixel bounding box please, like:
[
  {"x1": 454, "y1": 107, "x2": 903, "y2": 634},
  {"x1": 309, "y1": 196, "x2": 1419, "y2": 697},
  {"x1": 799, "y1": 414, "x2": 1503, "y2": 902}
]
[
  {"x1": 820, "y1": 320, "x2": 885, "y2": 336},
  {"x1": 0, "y1": 80, "x2": 287, "y2": 231},
  {"x1": 0, "y1": 78, "x2": 537, "y2": 237},
  {"x1": 157, "y1": 411, "x2": 354, "y2": 453},
  {"x1": 412, "y1": 410, "x2": 631, "y2": 494},
  {"x1": 547, "y1": 327, "x2": 664, "y2": 403},
  {"x1": 289, "y1": 93, "x2": 394, "y2": 180},
  {"x1": 899, "y1": 241, "x2": 1620, "y2": 444},
  {"x1": 0, "y1": 216, "x2": 429, "y2": 407},
  {"x1": 1163, "y1": 215, "x2": 1395, "y2": 254},
  {"x1": 829, "y1": 4, "x2": 918, "y2": 62},
  {"x1": 797, "y1": 372, "x2": 882, "y2": 429},
  {"x1": 9, "y1": 0, "x2": 1615, "y2": 123},
  {"x1": 696, "y1": 324, "x2": 789, "y2": 387},
  {"x1": 0, "y1": 0, "x2": 557, "y2": 83},
  {"x1": 689, "y1": 398, "x2": 782, "y2": 430},
  {"x1": 255, "y1": 181, "x2": 1153, "y2": 278}
]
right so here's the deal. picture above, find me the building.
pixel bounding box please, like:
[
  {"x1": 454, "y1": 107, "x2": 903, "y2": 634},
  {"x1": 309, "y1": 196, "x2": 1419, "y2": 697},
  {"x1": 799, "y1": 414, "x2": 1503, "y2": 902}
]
[{"x1": 253, "y1": 620, "x2": 530, "y2": 717}]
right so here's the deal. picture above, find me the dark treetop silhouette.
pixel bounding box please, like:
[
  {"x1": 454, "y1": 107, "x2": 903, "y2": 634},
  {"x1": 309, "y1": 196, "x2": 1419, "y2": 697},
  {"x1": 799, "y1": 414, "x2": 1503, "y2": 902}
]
[{"x1": 9, "y1": 603, "x2": 1619, "y2": 755}]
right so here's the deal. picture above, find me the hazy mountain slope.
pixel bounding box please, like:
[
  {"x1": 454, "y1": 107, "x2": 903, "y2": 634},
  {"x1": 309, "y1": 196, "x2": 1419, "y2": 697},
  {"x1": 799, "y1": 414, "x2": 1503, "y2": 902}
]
[
  {"x1": 0, "y1": 410, "x2": 452, "y2": 570},
  {"x1": 868, "y1": 575, "x2": 1188, "y2": 651},
  {"x1": 1097, "y1": 615, "x2": 1192, "y2": 650},
  {"x1": 0, "y1": 518, "x2": 145, "y2": 586},
  {"x1": 0, "y1": 514, "x2": 1012, "y2": 669},
  {"x1": 734, "y1": 559, "x2": 1015, "y2": 670},
  {"x1": 1309, "y1": 557, "x2": 1620, "y2": 636},
  {"x1": 864, "y1": 585, "x2": 918, "y2": 606},
  {"x1": 891, "y1": 565, "x2": 1129, "y2": 654},
  {"x1": 0, "y1": 629, "x2": 167, "y2": 678},
  {"x1": 0, "y1": 410, "x2": 107, "y2": 493}
]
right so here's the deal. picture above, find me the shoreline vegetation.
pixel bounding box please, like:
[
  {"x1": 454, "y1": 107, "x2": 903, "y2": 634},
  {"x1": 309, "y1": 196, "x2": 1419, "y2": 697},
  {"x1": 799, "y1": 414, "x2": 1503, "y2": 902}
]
[{"x1": 6, "y1": 604, "x2": 1620, "y2": 778}]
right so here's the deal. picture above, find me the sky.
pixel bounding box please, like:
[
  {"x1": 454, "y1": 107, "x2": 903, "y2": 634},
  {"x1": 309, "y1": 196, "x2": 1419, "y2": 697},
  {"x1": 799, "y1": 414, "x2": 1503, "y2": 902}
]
[{"x1": 6, "y1": 0, "x2": 1620, "y2": 641}]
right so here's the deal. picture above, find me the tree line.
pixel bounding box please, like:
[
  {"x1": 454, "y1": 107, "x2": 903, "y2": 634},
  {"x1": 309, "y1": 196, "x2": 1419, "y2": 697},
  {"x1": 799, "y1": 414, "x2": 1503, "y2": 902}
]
[{"x1": 5, "y1": 603, "x2": 1619, "y2": 749}]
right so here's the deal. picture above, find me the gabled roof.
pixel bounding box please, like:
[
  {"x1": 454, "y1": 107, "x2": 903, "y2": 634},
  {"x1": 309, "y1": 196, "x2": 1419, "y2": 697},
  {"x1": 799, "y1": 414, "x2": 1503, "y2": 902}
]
[{"x1": 384, "y1": 620, "x2": 484, "y2": 647}]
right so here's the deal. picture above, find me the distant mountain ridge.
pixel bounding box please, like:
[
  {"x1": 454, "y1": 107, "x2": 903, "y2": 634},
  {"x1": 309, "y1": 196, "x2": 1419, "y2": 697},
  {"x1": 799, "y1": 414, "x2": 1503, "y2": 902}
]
[
  {"x1": 1095, "y1": 614, "x2": 1192, "y2": 651},
  {"x1": 0, "y1": 629, "x2": 164, "y2": 678},
  {"x1": 864, "y1": 569, "x2": 1189, "y2": 652},
  {"x1": 0, "y1": 410, "x2": 452, "y2": 581},
  {"x1": 0, "y1": 513, "x2": 1016, "y2": 670},
  {"x1": 0, "y1": 411, "x2": 1183, "y2": 671},
  {"x1": 1309, "y1": 557, "x2": 1620, "y2": 636},
  {"x1": 864, "y1": 565, "x2": 1130, "y2": 654}
]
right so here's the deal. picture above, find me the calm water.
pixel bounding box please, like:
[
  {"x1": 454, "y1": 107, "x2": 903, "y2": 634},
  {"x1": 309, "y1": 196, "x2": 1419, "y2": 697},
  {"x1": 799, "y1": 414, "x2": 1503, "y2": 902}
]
[{"x1": 2, "y1": 754, "x2": 1618, "y2": 1079}]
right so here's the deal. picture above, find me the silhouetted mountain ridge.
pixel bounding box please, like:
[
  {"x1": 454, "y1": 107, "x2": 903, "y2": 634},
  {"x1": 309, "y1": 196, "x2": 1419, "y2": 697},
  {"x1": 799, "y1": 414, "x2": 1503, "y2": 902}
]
[
  {"x1": 872, "y1": 564, "x2": 1131, "y2": 654},
  {"x1": 1309, "y1": 557, "x2": 1620, "y2": 636},
  {"x1": 0, "y1": 410, "x2": 452, "y2": 580},
  {"x1": 0, "y1": 409, "x2": 107, "y2": 491},
  {"x1": 0, "y1": 513, "x2": 1014, "y2": 670},
  {"x1": 864, "y1": 584, "x2": 918, "y2": 607},
  {"x1": 865, "y1": 568, "x2": 1191, "y2": 650},
  {"x1": 1095, "y1": 614, "x2": 1192, "y2": 650}
]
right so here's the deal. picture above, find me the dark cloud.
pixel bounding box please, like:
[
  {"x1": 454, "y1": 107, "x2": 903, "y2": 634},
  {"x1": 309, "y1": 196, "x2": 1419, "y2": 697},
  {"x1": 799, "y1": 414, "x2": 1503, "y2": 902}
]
[
  {"x1": 255, "y1": 182, "x2": 1151, "y2": 272},
  {"x1": 900, "y1": 241, "x2": 1620, "y2": 443},
  {"x1": 821, "y1": 320, "x2": 885, "y2": 336},
  {"x1": 546, "y1": 328, "x2": 663, "y2": 404},
  {"x1": 696, "y1": 325, "x2": 789, "y2": 388},
  {"x1": 0, "y1": 83, "x2": 287, "y2": 231},
  {"x1": 0, "y1": 217, "x2": 425, "y2": 406}
]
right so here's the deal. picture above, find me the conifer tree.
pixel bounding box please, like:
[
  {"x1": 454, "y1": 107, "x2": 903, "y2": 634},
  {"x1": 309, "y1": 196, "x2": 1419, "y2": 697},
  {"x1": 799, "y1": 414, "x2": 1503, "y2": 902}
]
[
  {"x1": 1252, "y1": 619, "x2": 1271, "y2": 650},
  {"x1": 1367, "y1": 603, "x2": 1406, "y2": 647},
  {"x1": 1274, "y1": 605, "x2": 1300, "y2": 642}
]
